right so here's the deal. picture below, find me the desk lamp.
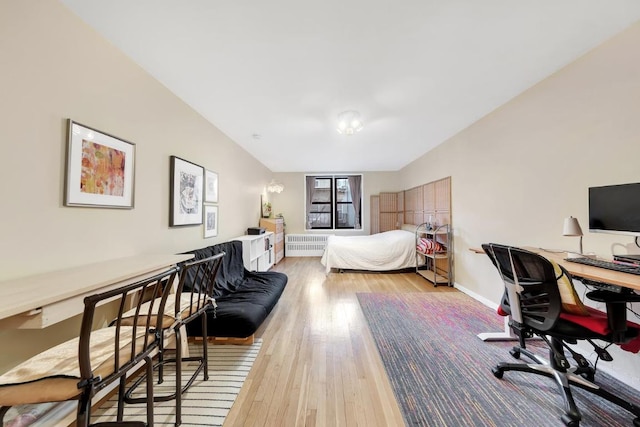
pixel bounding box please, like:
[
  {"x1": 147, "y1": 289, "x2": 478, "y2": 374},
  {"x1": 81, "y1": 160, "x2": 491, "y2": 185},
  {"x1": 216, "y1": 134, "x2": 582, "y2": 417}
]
[{"x1": 563, "y1": 216, "x2": 583, "y2": 258}]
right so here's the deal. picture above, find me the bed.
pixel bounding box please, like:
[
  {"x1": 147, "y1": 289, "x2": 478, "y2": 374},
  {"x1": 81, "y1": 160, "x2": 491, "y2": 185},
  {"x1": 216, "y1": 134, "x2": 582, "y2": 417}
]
[{"x1": 320, "y1": 227, "x2": 418, "y2": 273}]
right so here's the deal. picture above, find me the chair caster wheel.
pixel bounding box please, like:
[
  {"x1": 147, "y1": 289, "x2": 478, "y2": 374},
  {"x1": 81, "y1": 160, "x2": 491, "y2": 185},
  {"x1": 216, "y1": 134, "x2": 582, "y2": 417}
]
[
  {"x1": 561, "y1": 414, "x2": 579, "y2": 427},
  {"x1": 509, "y1": 348, "x2": 521, "y2": 359},
  {"x1": 492, "y1": 367, "x2": 504, "y2": 379}
]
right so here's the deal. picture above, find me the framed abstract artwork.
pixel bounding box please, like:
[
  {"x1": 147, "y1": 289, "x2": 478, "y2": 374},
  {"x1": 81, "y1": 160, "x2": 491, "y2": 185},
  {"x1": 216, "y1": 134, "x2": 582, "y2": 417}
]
[
  {"x1": 204, "y1": 169, "x2": 219, "y2": 203},
  {"x1": 64, "y1": 120, "x2": 135, "y2": 208},
  {"x1": 170, "y1": 156, "x2": 204, "y2": 227},
  {"x1": 204, "y1": 205, "x2": 219, "y2": 238}
]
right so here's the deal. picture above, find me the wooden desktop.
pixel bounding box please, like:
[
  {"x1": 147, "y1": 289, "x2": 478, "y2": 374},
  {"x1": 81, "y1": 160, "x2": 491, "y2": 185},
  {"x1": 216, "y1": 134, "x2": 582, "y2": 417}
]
[
  {"x1": 525, "y1": 247, "x2": 640, "y2": 292},
  {"x1": 0, "y1": 253, "x2": 194, "y2": 329},
  {"x1": 471, "y1": 246, "x2": 640, "y2": 291}
]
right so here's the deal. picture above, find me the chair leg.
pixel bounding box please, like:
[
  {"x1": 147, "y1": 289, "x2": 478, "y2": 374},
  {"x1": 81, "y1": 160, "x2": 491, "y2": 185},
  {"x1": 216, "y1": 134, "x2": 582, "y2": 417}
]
[
  {"x1": 202, "y1": 313, "x2": 209, "y2": 381},
  {"x1": 76, "y1": 387, "x2": 92, "y2": 427},
  {"x1": 175, "y1": 325, "x2": 183, "y2": 427},
  {"x1": 493, "y1": 336, "x2": 640, "y2": 426},
  {"x1": 117, "y1": 375, "x2": 126, "y2": 422},
  {"x1": 552, "y1": 368, "x2": 581, "y2": 424},
  {"x1": 567, "y1": 370, "x2": 640, "y2": 423},
  {"x1": 494, "y1": 338, "x2": 583, "y2": 425},
  {"x1": 158, "y1": 332, "x2": 165, "y2": 385},
  {"x1": 145, "y1": 355, "x2": 155, "y2": 427},
  {"x1": 493, "y1": 359, "x2": 582, "y2": 425},
  {"x1": 124, "y1": 318, "x2": 211, "y2": 426}
]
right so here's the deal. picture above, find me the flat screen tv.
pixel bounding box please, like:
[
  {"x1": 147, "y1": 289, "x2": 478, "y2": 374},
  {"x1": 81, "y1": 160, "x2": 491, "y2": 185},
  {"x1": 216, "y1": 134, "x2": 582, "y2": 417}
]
[{"x1": 589, "y1": 182, "x2": 640, "y2": 236}]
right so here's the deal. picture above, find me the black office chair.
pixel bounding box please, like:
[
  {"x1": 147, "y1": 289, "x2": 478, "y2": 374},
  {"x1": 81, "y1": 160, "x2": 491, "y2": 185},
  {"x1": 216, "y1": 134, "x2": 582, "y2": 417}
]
[{"x1": 482, "y1": 243, "x2": 640, "y2": 427}]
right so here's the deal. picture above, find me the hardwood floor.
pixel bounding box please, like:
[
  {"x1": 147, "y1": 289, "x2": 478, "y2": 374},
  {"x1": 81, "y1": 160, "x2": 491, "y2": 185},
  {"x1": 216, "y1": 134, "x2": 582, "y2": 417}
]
[{"x1": 224, "y1": 257, "x2": 457, "y2": 427}]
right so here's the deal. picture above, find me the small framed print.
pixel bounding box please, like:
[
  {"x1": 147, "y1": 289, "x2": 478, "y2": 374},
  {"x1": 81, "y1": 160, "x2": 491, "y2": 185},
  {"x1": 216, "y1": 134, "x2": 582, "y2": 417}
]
[
  {"x1": 64, "y1": 120, "x2": 135, "y2": 208},
  {"x1": 204, "y1": 170, "x2": 219, "y2": 203},
  {"x1": 204, "y1": 205, "x2": 219, "y2": 238},
  {"x1": 170, "y1": 156, "x2": 203, "y2": 227}
]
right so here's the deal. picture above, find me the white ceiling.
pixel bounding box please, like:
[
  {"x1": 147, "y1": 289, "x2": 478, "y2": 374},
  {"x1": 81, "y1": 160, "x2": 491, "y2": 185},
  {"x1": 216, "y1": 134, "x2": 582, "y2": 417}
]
[{"x1": 60, "y1": 1, "x2": 640, "y2": 172}]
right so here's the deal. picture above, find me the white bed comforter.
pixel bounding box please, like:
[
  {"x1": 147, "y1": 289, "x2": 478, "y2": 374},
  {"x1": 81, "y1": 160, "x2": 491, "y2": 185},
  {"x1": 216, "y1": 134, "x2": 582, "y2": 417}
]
[{"x1": 320, "y1": 229, "x2": 416, "y2": 273}]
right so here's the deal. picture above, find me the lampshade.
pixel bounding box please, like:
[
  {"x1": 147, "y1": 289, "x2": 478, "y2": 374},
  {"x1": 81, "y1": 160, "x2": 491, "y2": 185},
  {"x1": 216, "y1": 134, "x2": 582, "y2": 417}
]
[
  {"x1": 563, "y1": 216, "x2": 583, "y2": 256},
  {"x1": 562, "y1": 216, "x2": 583, "y2": 237},
  {"x1": 267, "y1": 179, "x2": 284, "y2": 194},
  {"x1": 336, "y1": 110, "x2": 363, "y2": 135}
]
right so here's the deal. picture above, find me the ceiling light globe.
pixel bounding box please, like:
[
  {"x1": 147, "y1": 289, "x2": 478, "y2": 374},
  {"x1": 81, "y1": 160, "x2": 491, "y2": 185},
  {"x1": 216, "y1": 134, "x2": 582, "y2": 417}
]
[{"x1": 336, "y1": 110, "x2": 363, "y2": 135}]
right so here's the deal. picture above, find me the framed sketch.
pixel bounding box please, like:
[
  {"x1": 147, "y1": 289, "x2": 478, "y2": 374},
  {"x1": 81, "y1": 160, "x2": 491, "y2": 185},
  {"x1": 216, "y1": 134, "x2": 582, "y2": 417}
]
[
  {"x1": 170, "y1": 156, "x2": 204, "y2": 227},
  {"x1": 204, "y1": 205, "x2": 219, "y2": 238},
  {"x1": 204, "y1": 170, "x2": 219, "y2": 203},
  {"x1": 64, "y1": 120, "x2": 135, "y2": 208}
]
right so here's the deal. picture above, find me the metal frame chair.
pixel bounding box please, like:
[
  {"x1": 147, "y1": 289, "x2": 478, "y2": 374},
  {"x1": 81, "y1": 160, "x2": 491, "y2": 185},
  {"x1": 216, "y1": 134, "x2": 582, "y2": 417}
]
[
  {"x1": 124, "y1": 252, "x2": 224, "y2": 426},
  {"x1": 0, "y1": 267, "x2": 178, "y2": 427}
]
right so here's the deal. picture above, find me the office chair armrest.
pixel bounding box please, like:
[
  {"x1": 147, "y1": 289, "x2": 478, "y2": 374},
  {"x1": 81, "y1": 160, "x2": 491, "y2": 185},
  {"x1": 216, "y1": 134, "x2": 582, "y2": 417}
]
[
  {"x1": 586, "y1": 290, "x2": 640, "y2": 343},
  {"x1": 586, "y1": 290, "x2": 640, "y2": 304}
]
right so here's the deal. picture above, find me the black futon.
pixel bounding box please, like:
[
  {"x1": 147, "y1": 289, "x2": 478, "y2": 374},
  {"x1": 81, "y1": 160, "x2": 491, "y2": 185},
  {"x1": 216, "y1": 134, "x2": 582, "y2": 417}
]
[{"x1": 180, "y1": 240, "x2": 287, "y2": 338}]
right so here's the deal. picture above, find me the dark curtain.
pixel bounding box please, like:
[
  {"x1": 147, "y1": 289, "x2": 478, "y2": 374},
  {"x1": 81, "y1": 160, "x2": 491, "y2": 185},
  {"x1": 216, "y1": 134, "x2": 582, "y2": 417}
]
[
  {"x1": 306, "y1": 176, "x2": 317, "y2": 229},
  {"x1": 348, "y1": 175, "x2": 362, "y2": 229}
]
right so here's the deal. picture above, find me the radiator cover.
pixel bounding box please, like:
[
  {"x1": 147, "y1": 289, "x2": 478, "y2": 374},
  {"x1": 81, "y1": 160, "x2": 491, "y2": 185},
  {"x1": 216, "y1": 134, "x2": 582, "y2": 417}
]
[{"x1": 285, "y1": 234, "x2": 333, "y2": 257}]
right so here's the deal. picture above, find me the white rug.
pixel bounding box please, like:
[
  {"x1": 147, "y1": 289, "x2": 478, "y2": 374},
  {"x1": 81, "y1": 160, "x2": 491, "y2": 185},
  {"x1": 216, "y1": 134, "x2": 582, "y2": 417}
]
[
  {"x1": 92, "y1": 339, "x2": 262, "y2": 426},
  {"x1": 4, "y1": 339, "x2": 261, "y2": 427}
]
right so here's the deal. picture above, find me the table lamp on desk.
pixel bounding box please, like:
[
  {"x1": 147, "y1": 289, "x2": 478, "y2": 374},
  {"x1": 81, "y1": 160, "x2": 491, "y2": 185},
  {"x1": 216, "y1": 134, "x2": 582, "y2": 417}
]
[{"x1": 563, "y1": 216, "x2": 583, "y2": 259}]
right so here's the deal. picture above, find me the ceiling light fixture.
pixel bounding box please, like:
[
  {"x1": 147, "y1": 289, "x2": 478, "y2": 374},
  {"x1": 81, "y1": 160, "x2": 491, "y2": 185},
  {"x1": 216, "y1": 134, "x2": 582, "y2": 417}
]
[
  {"x1": 267, "y1": 179, "x2": 284, "y2": 193},
  {"x1": 336, "y1": 110, "x2": 363, "y2": 135}
]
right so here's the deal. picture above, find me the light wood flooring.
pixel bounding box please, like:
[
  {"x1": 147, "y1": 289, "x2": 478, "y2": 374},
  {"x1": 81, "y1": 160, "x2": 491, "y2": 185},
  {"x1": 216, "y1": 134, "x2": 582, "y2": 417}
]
[{"x1": 223, "y1": 257, "x2": 457, "y2": 427}]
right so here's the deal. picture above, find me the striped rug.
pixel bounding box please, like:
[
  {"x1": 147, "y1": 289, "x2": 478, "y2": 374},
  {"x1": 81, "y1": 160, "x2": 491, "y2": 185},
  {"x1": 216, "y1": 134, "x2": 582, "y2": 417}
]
[
  {"x1": 357, "y1": 292, "x2": 640, "y2": 427},
  {"x1": 91, "y1": 339, "x2": 262, "y2": 426}
]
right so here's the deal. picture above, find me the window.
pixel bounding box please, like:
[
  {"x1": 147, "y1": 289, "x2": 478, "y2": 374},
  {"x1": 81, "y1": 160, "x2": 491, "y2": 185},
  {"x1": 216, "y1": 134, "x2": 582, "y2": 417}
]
[{"x1": 305, "y1": 175, "x2": 362, "y2": 230}]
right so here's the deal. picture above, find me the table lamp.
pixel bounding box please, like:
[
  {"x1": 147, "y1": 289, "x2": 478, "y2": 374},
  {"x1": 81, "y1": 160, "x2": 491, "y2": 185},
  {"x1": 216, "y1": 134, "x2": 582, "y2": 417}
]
[{"x1": 563, "y1": 216, "x2": 583, "y2": 258}]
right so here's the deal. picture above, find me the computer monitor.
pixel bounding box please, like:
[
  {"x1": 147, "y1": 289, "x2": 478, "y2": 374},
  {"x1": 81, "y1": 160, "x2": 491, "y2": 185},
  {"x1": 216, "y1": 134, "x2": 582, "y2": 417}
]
[{"x1": 589, "y1": 182, "x2": 640, "y2": 236}]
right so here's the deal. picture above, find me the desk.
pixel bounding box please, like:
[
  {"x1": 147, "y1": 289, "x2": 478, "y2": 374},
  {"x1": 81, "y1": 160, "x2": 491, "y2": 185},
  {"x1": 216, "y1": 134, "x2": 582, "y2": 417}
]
[
  {"x1": 528, "y1": 248, "x2": 640, "y2": 292},
  {"x1": 474, "y1": 247, "x2": 640, "y2": 341},
  {"x1": 0, "y1": 254, "x2": 193, "y2": 329}
]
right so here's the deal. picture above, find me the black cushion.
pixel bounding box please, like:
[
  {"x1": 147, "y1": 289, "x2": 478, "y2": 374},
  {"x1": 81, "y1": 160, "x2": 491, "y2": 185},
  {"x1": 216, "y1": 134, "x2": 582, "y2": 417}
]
[
  {"x1": 181, "y1": 240, "x2": 287, "y2": 338},
  {"x1": 186, "y1": 301, "x2": 267, "y2": 338}
]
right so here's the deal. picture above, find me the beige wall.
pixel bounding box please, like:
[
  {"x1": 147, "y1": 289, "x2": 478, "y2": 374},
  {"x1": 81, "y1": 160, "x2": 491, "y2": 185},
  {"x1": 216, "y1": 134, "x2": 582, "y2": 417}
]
[
  {"x1": 0, "y1": 1, "x2": 271, "y2": 371},
  {"x1": 3, "y1": 0, "x2": 640, "y2": 391},
  {"x1": 400, "y1": 21, "x2": 640, "y2": 387},
  {"x1": 267, "y1": 172, "x2": 400, "y2": 235}
]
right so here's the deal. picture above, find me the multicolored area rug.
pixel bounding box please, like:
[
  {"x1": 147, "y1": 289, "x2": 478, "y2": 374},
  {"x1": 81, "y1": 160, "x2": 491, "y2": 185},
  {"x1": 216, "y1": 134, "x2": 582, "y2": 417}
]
[{"x1": 357, "y1": 292, "x2": 640, "y2": 427}]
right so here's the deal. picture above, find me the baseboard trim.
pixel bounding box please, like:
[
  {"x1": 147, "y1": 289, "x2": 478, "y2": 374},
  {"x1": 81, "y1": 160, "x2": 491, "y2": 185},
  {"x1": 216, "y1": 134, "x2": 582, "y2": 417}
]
[{"x1": 453, "y1": 282, "x2": 499, "y2": 310}]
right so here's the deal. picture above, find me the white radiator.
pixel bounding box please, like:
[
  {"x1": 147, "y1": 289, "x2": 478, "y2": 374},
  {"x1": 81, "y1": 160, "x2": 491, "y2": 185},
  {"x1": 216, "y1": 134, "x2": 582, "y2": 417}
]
[{"x1": 285, "y1": 234, "x2": 333, "y2": 257}]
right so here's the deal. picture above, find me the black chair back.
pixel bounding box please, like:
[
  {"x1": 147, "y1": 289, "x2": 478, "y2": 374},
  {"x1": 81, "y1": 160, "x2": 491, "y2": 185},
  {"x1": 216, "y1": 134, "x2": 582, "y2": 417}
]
[
  {"x1": 482, "y1": 243, "x2": 562, "y2": 332},
  {"x1": 175, "y1": 252, "x2": 225, "y2": 324}
]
